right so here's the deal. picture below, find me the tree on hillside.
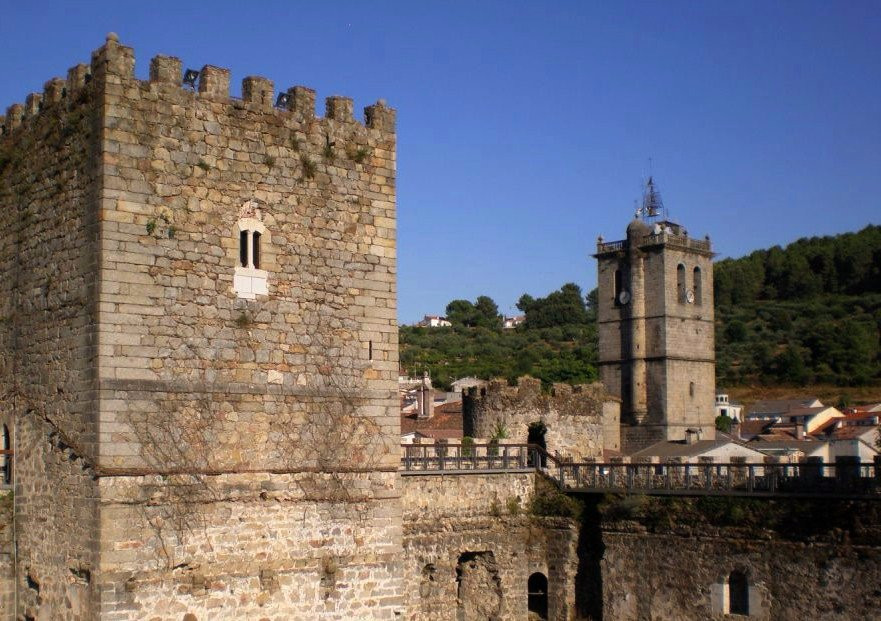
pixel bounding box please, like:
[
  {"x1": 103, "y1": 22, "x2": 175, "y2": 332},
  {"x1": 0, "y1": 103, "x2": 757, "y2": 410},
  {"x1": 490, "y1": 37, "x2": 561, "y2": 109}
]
[
  {"x1": 445, "y1": 296, "x2": 501, "y2": 329},
  {"x1": 517, "y1": 283, "x2": 591, "y2": 329}
]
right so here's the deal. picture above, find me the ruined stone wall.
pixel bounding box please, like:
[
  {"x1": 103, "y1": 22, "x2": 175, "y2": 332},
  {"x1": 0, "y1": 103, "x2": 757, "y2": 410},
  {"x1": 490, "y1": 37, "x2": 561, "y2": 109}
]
[
  {"x1": 0, "y1": 55, "x2": 103, "y2": 619},
  {"x1": 463, "y1": 377, "x2": 619, "y2": 460},
  {"x1": 401, "y1": 472, "x2": 580, "y2": 621},
  {"x1": 2, "y1": 35, "x2": 402, "y2": 620},
  {"x1": 401, "y1": 475, "x2": 881, "y2": 621}
]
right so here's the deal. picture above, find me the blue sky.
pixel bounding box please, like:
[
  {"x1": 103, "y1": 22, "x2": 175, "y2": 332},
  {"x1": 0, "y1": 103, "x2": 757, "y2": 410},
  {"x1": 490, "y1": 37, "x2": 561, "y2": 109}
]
[{"x1": 2, "y1": 2, "x2": 879, "y2": 323}]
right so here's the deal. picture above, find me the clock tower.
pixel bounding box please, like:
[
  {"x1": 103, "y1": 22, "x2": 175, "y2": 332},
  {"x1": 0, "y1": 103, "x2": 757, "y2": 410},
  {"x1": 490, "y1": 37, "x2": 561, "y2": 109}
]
[{"x1": 594, "y1": 179, "x2": 716, "y2": 452}]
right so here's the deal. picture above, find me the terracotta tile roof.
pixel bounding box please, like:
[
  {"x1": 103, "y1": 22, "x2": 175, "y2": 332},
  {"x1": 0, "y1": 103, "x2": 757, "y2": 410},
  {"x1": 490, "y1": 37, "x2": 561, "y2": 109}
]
[
  {"x1": 825, "y1": 425, "x2": 878, "y2": 441},
  {"x1": 629, "y1": 437, "x2": 764, "y2": 459},
  {"x1": 842, "y1": 411, "x2": 881, "y2": 422},
  {"x1": 737, "y1": 419, "x2": 776, "y2": 438},
  {"x1": 851, "y1": 403, "x2": 881, "y2": 413},
  {"x1": 747, "y1": 397, "x2": 822, "y2": 416},
  {"x1": 400, "y1": 401, "x2": 463, "y2": 440},
  {"x1": 749, "y1": 424, "x2": 820, "y2": 442}
]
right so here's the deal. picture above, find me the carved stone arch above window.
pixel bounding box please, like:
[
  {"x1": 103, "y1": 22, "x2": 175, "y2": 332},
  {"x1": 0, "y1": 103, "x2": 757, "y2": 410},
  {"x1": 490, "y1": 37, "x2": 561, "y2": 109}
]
[{"x1": 233, "y1": 201, "x2": 271, "y2": 300}]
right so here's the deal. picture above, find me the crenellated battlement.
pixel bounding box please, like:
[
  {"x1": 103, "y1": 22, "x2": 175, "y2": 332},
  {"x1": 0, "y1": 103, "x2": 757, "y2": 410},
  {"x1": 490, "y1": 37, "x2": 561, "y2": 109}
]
[
  {"x1": 1, "y1": 33, "x2": 395, "y2": 138},
  {"x1": 465, "y1": 376, "x2": 611, "y2": 416}
]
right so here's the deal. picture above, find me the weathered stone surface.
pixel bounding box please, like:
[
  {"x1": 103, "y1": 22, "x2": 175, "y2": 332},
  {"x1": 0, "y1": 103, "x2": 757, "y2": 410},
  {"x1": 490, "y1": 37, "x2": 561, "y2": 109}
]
[
  {"x1": 0, "y1": 36, "x2": 400, "y2": 620},
  {"x1": 600, "y1": 524, "x2": 881, "y2": 620},
  {"x1": 463, "y1": 377, "x2": 620, "y2": 460},
  {"x1": 596, "y1": 219, "x2": 716, "y2": 452},
  {"x1": 400, "y1": 473, "x2": 579, "y2": 621}
]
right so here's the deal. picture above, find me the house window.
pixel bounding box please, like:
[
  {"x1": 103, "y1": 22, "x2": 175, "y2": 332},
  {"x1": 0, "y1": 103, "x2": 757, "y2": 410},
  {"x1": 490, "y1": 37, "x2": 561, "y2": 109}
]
[
  {"x1": 693, "y1": 266, "x2": 702, "y2": 305},
  {"x1": 677, "y1": 264, "x2": 686, "y2": 303},
  {"x1": 728, "y1": 570, "x2": 749, "y2": 615},
  {"x1": 233, "y1": 215, "x2": 269, "y2": 300}
]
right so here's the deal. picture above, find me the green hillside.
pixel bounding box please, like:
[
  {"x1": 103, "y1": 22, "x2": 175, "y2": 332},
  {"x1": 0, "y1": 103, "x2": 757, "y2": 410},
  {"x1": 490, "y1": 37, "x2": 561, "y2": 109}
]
[
  {"x1": 400, "y1": 285, "x2": 597, "y2": 390},
  {"x1": 401, "y1": 226, "x2": 881, "y2": 391},
  {"x1": 714, "y1": 225, "x2": 881, "y2": 387}
]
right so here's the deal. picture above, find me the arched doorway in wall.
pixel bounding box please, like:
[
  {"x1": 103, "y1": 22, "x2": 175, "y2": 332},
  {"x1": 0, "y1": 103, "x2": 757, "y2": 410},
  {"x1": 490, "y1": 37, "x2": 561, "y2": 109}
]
[
  {"x1": 728, "y1": 570, "x2": 749, "y2": 615},
  {"x1": 2, "y1": 424, "x2": 11, "y2": 485},
  {"x1": 528, "y1": 572, "x2": 548, "y2": 620}
]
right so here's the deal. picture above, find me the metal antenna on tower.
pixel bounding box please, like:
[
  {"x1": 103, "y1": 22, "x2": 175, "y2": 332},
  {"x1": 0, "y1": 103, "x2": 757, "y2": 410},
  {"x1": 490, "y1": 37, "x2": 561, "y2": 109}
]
[{"x1": 641, "y1": 176, "x2": 665, "y2": 221}]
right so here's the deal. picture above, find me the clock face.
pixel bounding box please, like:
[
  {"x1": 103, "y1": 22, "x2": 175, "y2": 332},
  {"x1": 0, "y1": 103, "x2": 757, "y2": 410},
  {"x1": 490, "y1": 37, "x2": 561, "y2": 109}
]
[
  {"x1": 618, "y1": 290, "x2": 631, "y2": 305},
  {"x1": 686, "y1": 290, "x2": 695, "y2": 304}
]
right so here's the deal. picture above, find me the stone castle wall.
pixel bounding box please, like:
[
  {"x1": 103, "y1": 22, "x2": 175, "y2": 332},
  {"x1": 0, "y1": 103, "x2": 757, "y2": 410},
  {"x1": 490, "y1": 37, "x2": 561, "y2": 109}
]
[
  {"x1": 400, "y1": 472, "x2": 580, "y2": 621},
  {"x1": 399, "y1": 474, "x2": 881, "y2": 621},
  {"x1": 0, "y1": 35, "x2": 401, "y2": 620},
  {"x1": 0, "y1": 54, "x2": 104, "y2": 618},
  {"x1": 600, "y1": 524, "x2": 881, "y2": 620},
  {"x1": 463, "y1": 377, "x2": 620, "y2": 460}
]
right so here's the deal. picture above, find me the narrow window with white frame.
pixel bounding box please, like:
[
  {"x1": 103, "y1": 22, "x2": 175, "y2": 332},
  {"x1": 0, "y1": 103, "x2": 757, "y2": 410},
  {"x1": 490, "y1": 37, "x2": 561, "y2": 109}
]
[{"x1": 233, "y1": 203, "x2": 270, "y2": 299}]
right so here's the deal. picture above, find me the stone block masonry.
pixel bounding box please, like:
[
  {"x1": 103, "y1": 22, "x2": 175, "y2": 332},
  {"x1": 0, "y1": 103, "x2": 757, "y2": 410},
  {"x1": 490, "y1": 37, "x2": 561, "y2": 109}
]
[{"x1": 0, "y1": 34, "x2": 400, "y2": 619}]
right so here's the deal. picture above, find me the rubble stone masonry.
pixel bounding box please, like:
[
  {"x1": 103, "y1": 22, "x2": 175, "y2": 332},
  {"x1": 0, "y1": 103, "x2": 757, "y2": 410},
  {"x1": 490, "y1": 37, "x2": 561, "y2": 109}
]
[{"x1": 400, "y1": 472, "x2": 580, "y2": 621}]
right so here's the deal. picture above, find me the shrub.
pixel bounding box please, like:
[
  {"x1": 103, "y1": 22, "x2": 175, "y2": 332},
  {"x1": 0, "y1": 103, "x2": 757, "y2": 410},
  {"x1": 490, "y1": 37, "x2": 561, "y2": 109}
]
[
  {"x1": 529, "y1": 476, "x2": 582, "y2": 520},
  {"x1": 506, "y1": 496, "x2": 521, "y2": 516}
]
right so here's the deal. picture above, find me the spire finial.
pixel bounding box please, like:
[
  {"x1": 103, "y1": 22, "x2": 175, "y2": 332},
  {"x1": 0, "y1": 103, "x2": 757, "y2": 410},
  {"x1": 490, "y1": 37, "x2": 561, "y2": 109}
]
[{"x1": 641, "y1": 176, "x2": 664, "y2": 220}]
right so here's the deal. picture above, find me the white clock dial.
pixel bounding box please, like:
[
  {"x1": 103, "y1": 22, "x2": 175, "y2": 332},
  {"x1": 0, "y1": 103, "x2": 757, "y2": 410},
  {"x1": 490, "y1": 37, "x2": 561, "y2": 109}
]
[
  {"x1": 618, "y1": 290, "x2": 631, "y2": 305},
  {"x1": 686, "y1": 290, "x2": 695, "y2": 304}
]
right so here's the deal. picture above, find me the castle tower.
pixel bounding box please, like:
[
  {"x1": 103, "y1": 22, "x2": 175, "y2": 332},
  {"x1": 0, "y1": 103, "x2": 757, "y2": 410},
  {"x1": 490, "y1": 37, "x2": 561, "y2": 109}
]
[
  {"x1": 594, "y1": 179, "x2": 715, "y2": 452},
  {"x1": 0, "y1": 36, "x2": 400, "y2": 619}
]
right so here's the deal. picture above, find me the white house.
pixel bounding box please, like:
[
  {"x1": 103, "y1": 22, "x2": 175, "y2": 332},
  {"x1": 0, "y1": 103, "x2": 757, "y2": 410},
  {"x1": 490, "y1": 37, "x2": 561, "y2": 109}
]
[
  {"x1": 715, "y1": 392, "x2": 743, "y2": 422},
  {"x1": 416, "y1": 315, "x2": 451, "y2": 328}
]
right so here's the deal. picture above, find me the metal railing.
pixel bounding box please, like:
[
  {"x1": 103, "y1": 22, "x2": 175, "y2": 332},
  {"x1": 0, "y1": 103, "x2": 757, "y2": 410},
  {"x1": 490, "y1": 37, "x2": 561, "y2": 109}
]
[
  {"x1": 401, "y1": 443, "x2": 537, "y2": 473},
  {"x1": 400, "y1": 444, "x2": 881, "y2": 498}
]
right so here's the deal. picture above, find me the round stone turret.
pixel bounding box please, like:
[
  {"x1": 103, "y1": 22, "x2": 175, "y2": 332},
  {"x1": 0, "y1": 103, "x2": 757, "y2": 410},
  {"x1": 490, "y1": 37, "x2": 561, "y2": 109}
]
[{"x1": 626, "y1": 218, "x2": 650, "y2": 241}]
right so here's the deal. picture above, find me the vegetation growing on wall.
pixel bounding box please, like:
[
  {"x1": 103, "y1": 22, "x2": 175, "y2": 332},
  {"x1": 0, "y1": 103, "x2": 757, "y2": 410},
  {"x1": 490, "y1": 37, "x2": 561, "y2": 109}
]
[{"x1": 596, "y1": 494, "x2": 881, "y2": 545}]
